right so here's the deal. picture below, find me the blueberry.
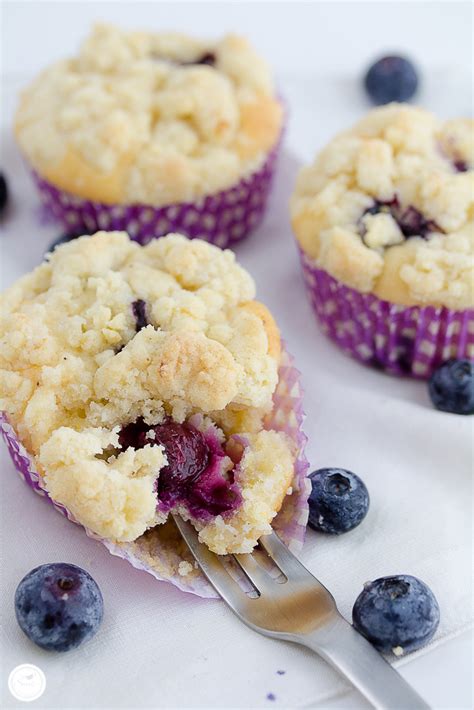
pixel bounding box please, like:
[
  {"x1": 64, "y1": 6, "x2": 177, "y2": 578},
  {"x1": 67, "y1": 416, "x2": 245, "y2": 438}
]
[
  {"x1": 0, "y1": 172, "x2": 8, "y2": 216},
  {"x1": 428, "y1": 359, "x2": 474, "y2": 415},
  {"x1": 364, "y1": 56, "x2": 419, "y2": 105},
  {"x1": 132, "y1": 299, "x2": 148, "y2": 332},
  {"x1": 181, "y1": 52, "x2": 216, "y2": 67},
  {"x1": 153, "y1": 422, "x2": 210, "y2": 494},
  {"x1": 193, "y1": 52, "x2": 216, "y2": 66},
  {"x1": 307, "y1": 468, "x2": 369, "y2": 534},
  {"x1": 15, "y1": 563, "x2": 104, "y2": 652},
  {"x1": 359, "y1": 198, "x2": 441, "y2": 241},
  {"x1": 118, "y1": 418, "x2": 241, "y2": 517},
  {"x1": 396, "y1": 205, "x2": 439, "y2": 239},
  {"x1": 352, "y1": 575, "x2": 440, "y2": 655},
  {"x1": 119, "y1": 419, "x2": 210, "y2": 495},
  {"x1": 454, "y1": 159, "x2": 469, "y2": 173},
  {"x1": 47, "y1": 231, "x2": 90, "y2": 254}
]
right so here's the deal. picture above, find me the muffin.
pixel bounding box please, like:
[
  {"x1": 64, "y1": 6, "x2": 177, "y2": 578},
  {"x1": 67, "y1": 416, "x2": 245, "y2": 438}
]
[
  {"x1": 291, "y1": 104, "x2": 474, "y2": 377},
  {"x1": 15, "y1": 24, "x2": 284, "y2": 247},
  {"x1": 0, "y1": 233, "x2": 308, "y2": 594}
]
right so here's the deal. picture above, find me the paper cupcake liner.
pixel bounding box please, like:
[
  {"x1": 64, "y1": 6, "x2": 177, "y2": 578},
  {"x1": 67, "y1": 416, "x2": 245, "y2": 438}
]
[
  {"x1": 29, "y1": 139, "x2": 281, "y2": 249},
  {"x1": 299, "y1": 249, "x2": 474, "y2": 379},
  {"x1": 1, "y1": 347, "x2": 310, "y2": 599}
]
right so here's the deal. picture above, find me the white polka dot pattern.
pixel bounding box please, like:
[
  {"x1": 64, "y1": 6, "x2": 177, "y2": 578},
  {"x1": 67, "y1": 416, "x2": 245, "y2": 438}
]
[
  {"x1": 30, "y1": 139, "x2": 282, "y2": 248},
  {"x1": 299, "y1": 249, "x2": 474, "y2": 379}
]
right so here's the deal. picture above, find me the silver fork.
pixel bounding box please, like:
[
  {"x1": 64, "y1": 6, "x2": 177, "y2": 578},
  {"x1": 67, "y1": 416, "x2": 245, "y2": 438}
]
[{"x1": 173, "y1": 517, "x2": 430, "y2": 710}]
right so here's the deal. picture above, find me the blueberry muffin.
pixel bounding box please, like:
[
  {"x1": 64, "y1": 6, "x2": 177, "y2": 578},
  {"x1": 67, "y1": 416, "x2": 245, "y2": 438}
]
[
  {"x1": 291, "y1": 104, "x2": 474, "y2": 376},
  {"x1": 15, "y1": 25, "x2": 284, "y2": 246},
  {"x1": 0, "y1": 233, "x2": 298, "y2": 554}
]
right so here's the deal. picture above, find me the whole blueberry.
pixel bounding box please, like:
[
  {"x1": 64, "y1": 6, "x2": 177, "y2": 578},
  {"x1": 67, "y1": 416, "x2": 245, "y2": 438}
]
[
  {"x1": 47, "y1": 231, "x2": 90, "y2": 254},
  {"x1": 0, "y1": 172, "x2": 8, "y2": 216},
  {"x1": 352, "y1": 575, "x2": 440, "y2": 655},
  {"x1": 15, "y1": 563, "x2": 104, "y2": 652},
  {"x1": 307, "y1": 468, "x2": 369, "y2": 534},
  {"x1": 429, "y1": 359, "x2": 474, "y2": 415},
  {"x1": 364, "y1": 56, "x2": 419, "y2": 105},
  {"x1": 118, "y1": 419, "x2": 210, "y2": 494}
]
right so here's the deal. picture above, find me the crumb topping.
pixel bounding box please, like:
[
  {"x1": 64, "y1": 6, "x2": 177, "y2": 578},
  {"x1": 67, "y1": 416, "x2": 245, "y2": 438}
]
[
  {"x1": 291, "y1": 104, "x2": 474, "y2": 309},
  {"x1": 1, "y1": 232, "x2": 292, "y2": 551},
  {"x1": 15, "y1": 24, "x2": 283, "y2": 205}
]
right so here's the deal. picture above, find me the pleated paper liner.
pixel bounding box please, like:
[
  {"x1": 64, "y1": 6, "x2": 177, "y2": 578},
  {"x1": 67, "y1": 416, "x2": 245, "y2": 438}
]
[
  {"x1": 299, "y1": 248, "x2": 474, "y2": 379},
  {"x1": 30, "y1": 137, "x2": 282, "y2": 249}
]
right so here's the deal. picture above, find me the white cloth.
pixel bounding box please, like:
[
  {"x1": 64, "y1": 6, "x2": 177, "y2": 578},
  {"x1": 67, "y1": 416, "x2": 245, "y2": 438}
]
[{"x1": 1, "y1": 71, "x2": 472, "y2": 708}]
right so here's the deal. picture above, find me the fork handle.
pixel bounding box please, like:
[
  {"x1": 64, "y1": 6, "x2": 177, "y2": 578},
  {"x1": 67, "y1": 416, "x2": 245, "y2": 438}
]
[{"x1": 297, "y1": 614, "x2": 430, "y2": 709}]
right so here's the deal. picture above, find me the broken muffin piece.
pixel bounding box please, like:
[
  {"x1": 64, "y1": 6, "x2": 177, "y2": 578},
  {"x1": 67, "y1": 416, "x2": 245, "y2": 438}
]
[{"x1": 0, "y1": 232, "x2": 295, "y2": 553}]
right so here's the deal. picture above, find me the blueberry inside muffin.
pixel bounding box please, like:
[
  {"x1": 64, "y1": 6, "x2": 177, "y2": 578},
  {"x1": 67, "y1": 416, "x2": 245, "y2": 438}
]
[
  {"x1": 0, "y1": 233, "x2": 295, "y2": 554},
  {"x1": 15, "y1": 24, "x2": 283, "y2": 207},
  {"x1": 291, "y1": 104, "x2": 474, "y2": 310}
]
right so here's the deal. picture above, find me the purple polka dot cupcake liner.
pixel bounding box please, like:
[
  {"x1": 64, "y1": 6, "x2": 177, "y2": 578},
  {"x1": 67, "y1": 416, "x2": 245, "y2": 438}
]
[
  {"x1": 29, "y1": 137, "x2": 282, "y2": 249},
  {"x1": 299, "y1": 249, "x2": 474, "y2": 379},
  {"x1": 1, "y1": 347, "x2": 310, "y2": 599}
]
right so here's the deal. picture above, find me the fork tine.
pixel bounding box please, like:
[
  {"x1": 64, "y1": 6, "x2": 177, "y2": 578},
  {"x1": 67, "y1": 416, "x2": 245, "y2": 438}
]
[
  {"x1": 172, "y1": 515, "x2": 253, "y2": 612},
  {"x1": 259, "y1": 531, "x2": 314, "y2": 580},
  {"x1": 259, "y1": 530, "x2": 298, "y2": 563},
  {"x1": 233, "y1": 552, "x2": 277, "y2": 595},
  {"x1": 174, "y1": 519, "x2": 429, "y2": 709}
]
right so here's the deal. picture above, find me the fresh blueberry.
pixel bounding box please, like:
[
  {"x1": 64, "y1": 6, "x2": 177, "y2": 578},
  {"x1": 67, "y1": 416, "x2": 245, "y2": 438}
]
[
  {"x1": 307, "y1": 468, "x2": 369, "y2": 534},
  {"x1": 428, "y1": 359, "x2": 474, "y2": 415},
  {"x1": 15, "y1": 563, "x2": 104, "y2": 652},
  {"x1": 364, "y1": 56, "x2": 419, "y2": 105},
  {"x1": 352, "y1": 575, "x2": 440, "y2": 655},
  {"x1": 0, "y1": 172, "x2": 8, "y2": 216},
  {"x1": 119, "y1": 419, "x2": 211, "y2": 501},
  {"x1": 47, "y1": 231, "x2": 90, "y2": 254}
]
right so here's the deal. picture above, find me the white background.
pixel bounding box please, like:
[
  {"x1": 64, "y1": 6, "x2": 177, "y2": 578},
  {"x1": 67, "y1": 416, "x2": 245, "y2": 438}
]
[{"x1": 1, "y1": 2, "x2": 472, "y2": 709}]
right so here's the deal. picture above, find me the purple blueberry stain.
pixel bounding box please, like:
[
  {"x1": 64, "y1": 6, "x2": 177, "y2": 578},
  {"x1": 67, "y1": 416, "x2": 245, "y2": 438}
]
[
  {"x1": 397, "y1": 206, "x2": 440, "y2": 239},
  {"x1": 153, "y1": 422, "x2": 211, "y2": 501},
  {"x1": 153, "y1": 51, "x2": 216, "y2": 67},
  {"x1": 267, "y1": 693, "x2": 276, "y2": 702},
  {"x1": 359, "y1": 196, "x2": 442, "y2": 242},
  {"x1": 118, "y1": 418, "x2": 242, "y2": 520},
  {"x1": 192, "y1": 52, "x2": 216, "y2": 66},
  {"x1": 453, "y1": 159, "x2": 469, "y2": 173},
  {"x1": 114, "y1": 299, "x2": 148, "y2": 352},
  {"x1": 132, "y1": 299, "x2": 148, "y2": 332},
  {"x1": 276, "y1": 670, "x2": 286, "y2": 676}
]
